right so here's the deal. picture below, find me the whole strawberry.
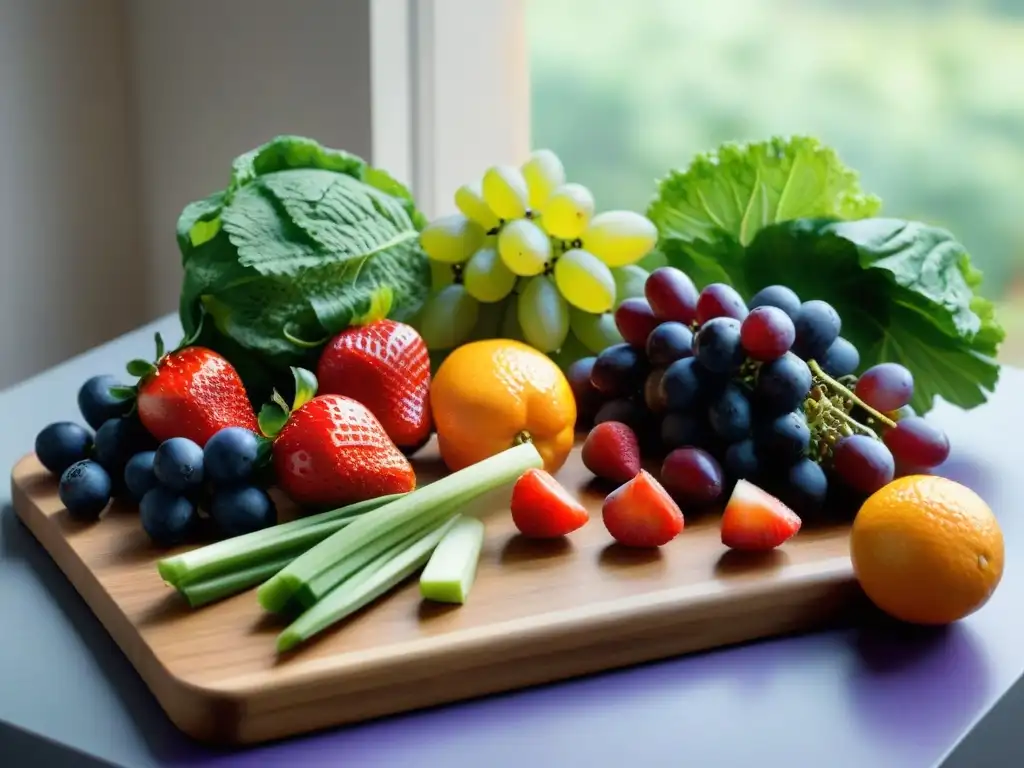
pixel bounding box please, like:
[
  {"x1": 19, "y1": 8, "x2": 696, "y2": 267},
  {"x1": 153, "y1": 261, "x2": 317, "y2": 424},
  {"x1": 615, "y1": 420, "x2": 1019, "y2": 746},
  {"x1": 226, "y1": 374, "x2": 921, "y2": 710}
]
[
  {"x1": 316, "y1": 319, "x2": 432, "y2": 452},
  {"x1": 121, "y1": 334, "x2": 258, "y2": 447},
  {"x1": 263, "y1": 367, "x2": 416, "y2": 508}
]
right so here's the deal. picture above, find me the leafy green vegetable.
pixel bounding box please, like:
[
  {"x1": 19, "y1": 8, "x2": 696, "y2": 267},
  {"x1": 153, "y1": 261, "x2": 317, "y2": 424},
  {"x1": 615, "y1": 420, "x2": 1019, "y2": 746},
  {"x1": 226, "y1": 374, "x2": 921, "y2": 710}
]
[
  {"x1": 648, "y1": 136, "x2": 882, "y2": 288},
  {"x1": 648, "y1": 136, "x2": 1003, "y2": 413},
  {"x1": 177, "y1": 136, "x2": 430, "y2": 402},
  {"x1": 696, "y1": 218, "x2": 1003, "y2": 413},
  {"x1": 649, "y1": 135, "x2": 881, "y2": 247}
]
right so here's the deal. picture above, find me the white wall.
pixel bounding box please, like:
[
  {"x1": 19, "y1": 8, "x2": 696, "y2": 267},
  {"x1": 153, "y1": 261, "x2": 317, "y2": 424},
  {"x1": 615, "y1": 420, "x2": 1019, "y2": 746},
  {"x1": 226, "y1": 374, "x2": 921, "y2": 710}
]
[
  {"x1": 126, "y1": 0, "x2": 376, "y2": 314},
  {"x1": 0, "y1": 0, "x2": 379, "y2": 389},
  {"x1": 0, "y1": 0, "x2": 144, "y2": 389}
]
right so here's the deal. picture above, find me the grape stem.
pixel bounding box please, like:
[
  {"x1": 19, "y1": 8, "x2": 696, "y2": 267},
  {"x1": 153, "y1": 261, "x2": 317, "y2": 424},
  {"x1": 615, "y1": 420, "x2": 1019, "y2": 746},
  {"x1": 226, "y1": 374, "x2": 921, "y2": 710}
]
[{"x1": 807, "y1": 360, "x2": 897, "y2": 429}]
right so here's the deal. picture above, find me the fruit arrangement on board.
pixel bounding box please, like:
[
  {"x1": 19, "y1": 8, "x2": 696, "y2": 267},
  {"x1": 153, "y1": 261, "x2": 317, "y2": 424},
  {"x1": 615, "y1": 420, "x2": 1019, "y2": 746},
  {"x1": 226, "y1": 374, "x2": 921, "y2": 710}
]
[{"x1": 29, "y1": 133, "x2": 1008, "y2": 651}]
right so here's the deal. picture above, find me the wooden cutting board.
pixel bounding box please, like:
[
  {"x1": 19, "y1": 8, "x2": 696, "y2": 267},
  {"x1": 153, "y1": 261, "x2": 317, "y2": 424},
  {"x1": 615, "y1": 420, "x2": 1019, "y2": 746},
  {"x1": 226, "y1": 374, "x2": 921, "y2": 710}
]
[{"x1": 10, "y1": 441, "x2": 863, "y2": 746}]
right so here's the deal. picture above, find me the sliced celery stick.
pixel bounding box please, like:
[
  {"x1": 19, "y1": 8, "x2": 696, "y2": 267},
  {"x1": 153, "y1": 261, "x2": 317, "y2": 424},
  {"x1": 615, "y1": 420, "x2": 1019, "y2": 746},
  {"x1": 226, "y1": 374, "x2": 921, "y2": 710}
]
[
  {"x1": 289, "y1": 502, "x2": 453, "y2": 610},
  {"x1": 179, "y1": 554, "x2": 294, "y2": 608},
  {"x1": 419, "y1": 516, "x2": 485, "y2": 604},
  {"x1": 157, "y1": 493, "x2": 404, "y2": 587},
  {"x1": 258, "y1": 443, "x2": 542, "y2": 613},
  {"x1": 277, "y1": 516, "x2": 459, "y2": 653}
]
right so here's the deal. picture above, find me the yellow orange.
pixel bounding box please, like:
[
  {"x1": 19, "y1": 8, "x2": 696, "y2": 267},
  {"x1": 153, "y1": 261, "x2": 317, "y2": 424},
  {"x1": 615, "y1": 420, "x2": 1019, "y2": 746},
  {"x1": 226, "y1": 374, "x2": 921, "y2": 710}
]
[
  {"x1": 850, "y1": 475, "x2": 1003, "y2": 625},
  {"x1": 430, "y1": 340, "x2": 576, "y2": 473}
]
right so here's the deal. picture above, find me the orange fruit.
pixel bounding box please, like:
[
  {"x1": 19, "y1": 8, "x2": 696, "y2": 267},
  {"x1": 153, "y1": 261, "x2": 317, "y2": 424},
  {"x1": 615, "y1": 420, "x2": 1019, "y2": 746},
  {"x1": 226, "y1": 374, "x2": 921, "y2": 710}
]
[
  {"x1": 430, "y1": 340, "x2": 576, "y2": 473},
  {"x1": 850, "y1": 474, "x2": 1004, "y2": 625}
]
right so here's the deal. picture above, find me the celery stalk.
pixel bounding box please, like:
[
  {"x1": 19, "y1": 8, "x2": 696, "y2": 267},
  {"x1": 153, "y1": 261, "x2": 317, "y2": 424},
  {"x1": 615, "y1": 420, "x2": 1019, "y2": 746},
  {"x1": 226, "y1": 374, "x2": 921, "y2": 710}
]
[
  {"x1": 179, "y1": 554, "x2": 294, "y2": 607},
  {"x1": 157, "y1": 494, "x2": 404, "y2": 588},
  {"x1": 419, "y1": 516, "x2": 485, "y2": 604},
  {"x1": 288, "y1": 502, "x2": 455, "y2": 610},
  {"x1": 276, "y1": 516, "x2": 460, "y2": 653},
  {"x1": 258, "y1": 443, "x2": 542, "y2": 613}
]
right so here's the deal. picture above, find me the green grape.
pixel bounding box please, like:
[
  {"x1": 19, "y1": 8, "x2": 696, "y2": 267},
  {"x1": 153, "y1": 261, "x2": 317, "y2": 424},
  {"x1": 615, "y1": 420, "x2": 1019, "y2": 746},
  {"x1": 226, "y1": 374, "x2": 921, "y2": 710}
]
[
  {"x1": 499, "y1": 295, "x2": 525, "y2": 341},
  {"x1": 540, "y1": 183, "x2": 595, "y2": 239},
  {"x1": 420, "y1": 214, "x2": 485, "y2": 264},
  {"x1": 482, "y1": 165, "x2": 529, "y2": 219},
  {"x1": 522, "y1": 149, "x2": 565, "y2": 210},
  {"x1": 418, "y1": 284, "x2": 480, "y2": 350},
  {"x1": 553, "y1": 248, "x2": 615, "y2": 314},
  {"x1": 463, "y1": 246, "x2": 517, "y2": 303},
  {"x1": 612, "y1": 265, "x2": 649, "y2": 308},
  {"x1": 454, "y1": 182, "x2": 500, "y2": 231},
  {"x1": 582, "y1": 210, "x2": 658, "y2": 268},
  {"x1": 498, "y1": 219, "x2": 551, "y2": 277},
  {"x1": 430, "y1": 258, "x2": 456, "y2": 292},
  {"x1": 468, "y1": 296, "x2": 505, "y2": 341},
  {"x1": 517, "y1": 275, "x2": 570, "y2": 353},
  {"x1": 569, "y1": 307, "x2": 624, "y2": 354}
]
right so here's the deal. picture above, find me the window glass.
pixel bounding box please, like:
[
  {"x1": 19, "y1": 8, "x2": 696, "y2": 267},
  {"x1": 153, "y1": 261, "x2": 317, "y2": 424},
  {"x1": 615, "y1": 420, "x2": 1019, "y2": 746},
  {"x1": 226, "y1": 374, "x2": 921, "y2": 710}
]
[{"x1": 529, "y1": 0, "x2": 1024, "y2": 361}]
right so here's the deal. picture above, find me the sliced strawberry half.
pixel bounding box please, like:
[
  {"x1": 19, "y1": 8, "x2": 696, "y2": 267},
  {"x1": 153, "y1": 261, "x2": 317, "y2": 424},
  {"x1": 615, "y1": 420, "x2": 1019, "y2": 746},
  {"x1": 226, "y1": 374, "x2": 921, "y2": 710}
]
[
  {"x1": 720, "y1": 479, "x2": 802, "y2": 551},
  {"x1": 582, "y1": 421, "x2": 641, "y2": 485},
  {"x1": 602, "y1": 470, "x2": 684, "y2": 548},
  {"x1": 510, "y1": 468, "x2": 590, "y2": 539}
]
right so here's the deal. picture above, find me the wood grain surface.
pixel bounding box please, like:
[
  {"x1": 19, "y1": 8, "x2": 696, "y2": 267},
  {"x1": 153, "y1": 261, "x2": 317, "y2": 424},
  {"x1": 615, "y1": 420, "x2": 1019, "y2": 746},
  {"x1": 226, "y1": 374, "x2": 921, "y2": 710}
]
[{"x1": 10, "y1": 441, "x2": 864, "y2": 745}]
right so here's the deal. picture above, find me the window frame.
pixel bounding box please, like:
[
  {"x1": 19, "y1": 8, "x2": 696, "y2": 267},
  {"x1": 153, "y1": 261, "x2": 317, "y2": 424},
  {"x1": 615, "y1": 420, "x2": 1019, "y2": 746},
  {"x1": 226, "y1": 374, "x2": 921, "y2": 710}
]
[{"x1": 371, "y1": 0, "x2": 530, "y2": 218}]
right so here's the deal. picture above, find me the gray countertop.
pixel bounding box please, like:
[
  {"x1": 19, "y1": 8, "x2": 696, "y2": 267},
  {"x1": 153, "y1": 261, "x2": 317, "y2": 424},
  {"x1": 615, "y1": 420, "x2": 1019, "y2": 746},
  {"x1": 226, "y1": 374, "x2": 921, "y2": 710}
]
[{"x1": 2, "y1": 314, "x2": 1022, "y2": 767}]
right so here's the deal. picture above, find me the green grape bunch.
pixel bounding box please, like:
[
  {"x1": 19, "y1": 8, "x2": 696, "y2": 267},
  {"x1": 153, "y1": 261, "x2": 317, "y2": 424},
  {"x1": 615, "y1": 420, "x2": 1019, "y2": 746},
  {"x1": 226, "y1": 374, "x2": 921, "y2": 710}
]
[{"x1": 415, "y1": 149, "x2": 661, "y2": 366}]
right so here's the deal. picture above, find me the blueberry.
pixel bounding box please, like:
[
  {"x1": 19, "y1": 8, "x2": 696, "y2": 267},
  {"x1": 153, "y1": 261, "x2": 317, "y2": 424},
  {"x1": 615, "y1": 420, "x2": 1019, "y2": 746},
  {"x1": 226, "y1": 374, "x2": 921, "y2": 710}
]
[
  {"x1": 58, "y1": 460, "x2": 112, "y2": 521},
  {"x1": 124, "y1": 451, "x2": 158, "y2": 502},
  {"x1": 78, "y1": 375, "x2": 133, "y2": 430},
  {"x1": 153, "y1": 437, "x2": 204, "y2": 493},
  {"x1": 94, "y1": 416, "x2": 155, "y2": 477},
  {"x1": 140, "y1": 487, "x2": 198, "y2": 546},
  {"x1": 210, "y1": 486, "x2": 277, "y2": 538},
  {"x1": 204, "y1": 427, "x2": 260, "y2": 487},
  {"x1": 35, "y1": 422, "x2": 93, "y2": 475}
]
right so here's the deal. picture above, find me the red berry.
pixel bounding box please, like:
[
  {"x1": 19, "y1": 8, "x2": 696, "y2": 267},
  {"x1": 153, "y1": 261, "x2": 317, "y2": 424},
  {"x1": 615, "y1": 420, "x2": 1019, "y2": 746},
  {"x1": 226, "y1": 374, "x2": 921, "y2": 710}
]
[
  {"x1": 720, "y1": 479, "x2": 802, "y2": 551},
  {"x1": 602, "y1": 470, "x2": 685, "y2": 547},
  {"x1": 582, "y1": 421, "x2": 641, "y2": 485},
  {"x1": 510, "y1": 468, "x2": 590, "y2": 539},
  {"x1": 317, "y1": 319, "x2": 432, "y2": 451},
  {"x1": 273, "y1": 395, "x2": 416, "y2": 508},
  {"x1": 136, "y1": 346, "x2": 258, "y2": 447}
]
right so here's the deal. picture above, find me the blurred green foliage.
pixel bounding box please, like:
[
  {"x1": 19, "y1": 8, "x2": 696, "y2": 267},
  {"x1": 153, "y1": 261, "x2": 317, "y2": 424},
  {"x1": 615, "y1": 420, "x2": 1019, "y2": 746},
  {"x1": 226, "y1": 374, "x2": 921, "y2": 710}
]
[{"x1": 528, "y1": 0, "x2": 1024, "y2": 300}]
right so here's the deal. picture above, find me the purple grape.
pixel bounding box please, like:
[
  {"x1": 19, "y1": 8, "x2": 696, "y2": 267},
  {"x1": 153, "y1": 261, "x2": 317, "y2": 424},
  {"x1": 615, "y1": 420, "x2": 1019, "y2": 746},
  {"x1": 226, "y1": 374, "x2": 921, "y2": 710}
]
[
  {"x1": 594, "y1": 399, "x2": 646, "y2": 431},
  {"x1": 645, "y1": 267, "x2": 699, "y2": 325},
  {"x1": 696, "y1": 283, "x2": 748, "y2": 324},
  {"x1": 591, "y1": 343, "x2": 647, "y2": 397},
  {"x1": 792, "y1": 300, "x2": 841, "y2": 361},
  {"x1": 567, "y1": 356, "x2": 603, "y2": 420},
  {"x1": 659, "y1": 357, "x2": 708, "y2": 411},
  {"x1": 854, "y1": 363, "x2": 914, "y2": 412},
  {"x1": 645, "y1": 321, "x2": 693, "y2": 366},
  {"x1": 740, "y1": 306, "x2": 795, "y2": 362},
  {"x1": 724, "y1": 439, "x2": 760, "y2": 480},
  {"x1": 708, "y1": 384, "x2": 752, "y2": 443},
  {"x1": 821, "y1": 337, "x2": 860, "y2": 377},
  {"x1": 693, "y1": 317, "x2": 744, "y2": 374},
  {"x1": 748, "y1": 285, "x2": 801, "y2": 319},
  {"x1": 832, "y1": 434, "x2": 895, "y2": 495},
  {"x1": 661, "y1": 447, "x2": 724, "y2": 506},
  {"x1": 883, "y1": 416, "x2": 950, "y2": 470},
  {"x1": 754, "y1": 411, "x2": 810, "y2": 464},
  {"x1": 614, "y1": 298, "x2": 660, "y2": 347},
  {"x1": 754, "y1": 352, "x2": 812, "y2": 415}
]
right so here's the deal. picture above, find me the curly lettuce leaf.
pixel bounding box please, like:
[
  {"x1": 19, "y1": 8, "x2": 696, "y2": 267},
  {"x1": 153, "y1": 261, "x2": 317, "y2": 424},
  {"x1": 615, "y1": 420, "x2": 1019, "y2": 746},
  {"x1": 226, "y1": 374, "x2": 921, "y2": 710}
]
[
  {"x1": 648, "y1": 136, "x2": 881, "y2": 286},
  {"x1": 741, "y1": 219, "x2": 1003, "y2": 413},
  {"x1": 177, "y1": 135, "x2": 429, "y2": 393}
]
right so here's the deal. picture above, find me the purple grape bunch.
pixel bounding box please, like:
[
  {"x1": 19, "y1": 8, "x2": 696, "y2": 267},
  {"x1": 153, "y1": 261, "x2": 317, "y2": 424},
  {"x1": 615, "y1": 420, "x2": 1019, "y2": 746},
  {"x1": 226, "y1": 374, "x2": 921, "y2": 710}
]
[{"x1": 566, "y1": 267, "x2": 951, "y2": 516}]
